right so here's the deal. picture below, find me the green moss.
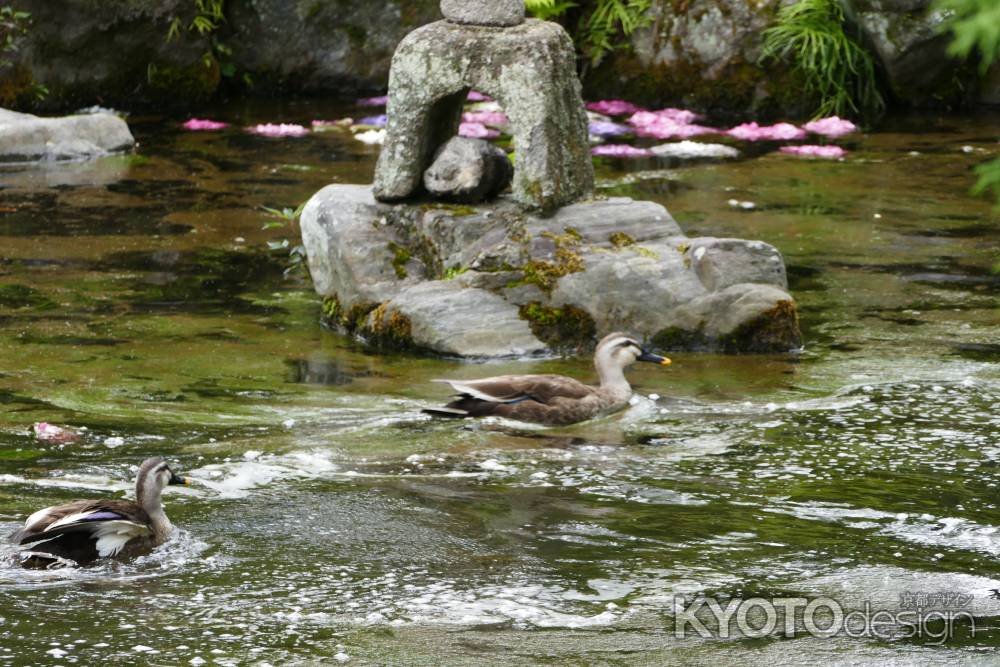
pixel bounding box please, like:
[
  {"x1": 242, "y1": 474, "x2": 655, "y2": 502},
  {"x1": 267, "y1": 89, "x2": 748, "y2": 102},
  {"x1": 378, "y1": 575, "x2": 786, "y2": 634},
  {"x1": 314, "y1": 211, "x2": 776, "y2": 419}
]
[
  {"x1": 634, "y1": 246, "x2": 659, "y2": 260},
  {"x1": 419, "y1": 203, "x2": 478, "y2": 217},
  {"x1": 320, "y1": 294, "x2": 377, "y2": 334},
  {"x1": 366, "y1": 302, "x2": 415, "y2": 351},
  {"x1": 720, "y1": 299, "x2": 802, "y2": 353},
  {"x1": 388, "y1": 242, "x2": 411, "y2": 279},
  {"x1": 0, "y1": 284, "x2": 55, "y2": 310},
  {"x1": 652, "y1": 301, "x2": 802, "y2": 354},
  {"x1": 146, "y1": 55, "x2": 221, "y2": 101},
  {"x1": 518, "y1": 302, "x2": 596, "y2": 350},
  {"x1": 609, "y1": 231, "x2": 635, "y2": 248},
  {"x1": 443, "y1": 266, "x2": 469, "y2": 280},
  {"x1": 652, "y1": 325, "x2": 709, "y2": 352},
  {"x1": 342, "y1": 24, "x2": 367, "y2": 48}
]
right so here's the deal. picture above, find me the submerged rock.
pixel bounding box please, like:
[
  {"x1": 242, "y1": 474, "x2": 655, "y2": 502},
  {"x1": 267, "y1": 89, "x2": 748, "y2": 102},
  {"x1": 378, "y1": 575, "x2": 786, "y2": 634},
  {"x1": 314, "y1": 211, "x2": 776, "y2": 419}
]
[
  {"x1": 0, "y1": 108, "x2": 134, "y2": 162},
  {"x1": 423, "y1": 137, "x2": 513, "y2": 203},
  {"x1": 301, "y1": 184, "x2": 801, "y2": 357}
]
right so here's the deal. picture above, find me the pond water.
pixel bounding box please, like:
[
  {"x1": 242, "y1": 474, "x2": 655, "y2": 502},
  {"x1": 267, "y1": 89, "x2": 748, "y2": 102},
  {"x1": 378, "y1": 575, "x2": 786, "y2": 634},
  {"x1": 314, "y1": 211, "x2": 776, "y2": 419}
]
[{"x1": 1, "y1": 101, "x2": 999, "y2": 665}]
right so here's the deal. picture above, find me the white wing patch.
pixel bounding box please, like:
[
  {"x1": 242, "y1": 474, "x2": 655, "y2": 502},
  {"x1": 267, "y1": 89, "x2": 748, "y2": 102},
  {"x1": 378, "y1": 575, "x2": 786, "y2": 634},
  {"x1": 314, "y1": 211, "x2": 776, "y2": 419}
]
[
  {"x1": 24, "y1": 507, "x2": 56, "y2": 530},
  {"x1": 47, "y1": 510, "x2": 104, "y2": 531},
  {"x1": 434, "y1": 379, "x2": 511, "y2": 403},
  {"x1": 92, "y1": 521, "x2": 151, "y2": 558}
]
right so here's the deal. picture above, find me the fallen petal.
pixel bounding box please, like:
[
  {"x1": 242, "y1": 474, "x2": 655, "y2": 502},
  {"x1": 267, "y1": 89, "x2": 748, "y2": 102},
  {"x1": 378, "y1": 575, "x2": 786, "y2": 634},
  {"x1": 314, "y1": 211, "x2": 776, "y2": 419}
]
[
  {"x1": 182, "y1": 118, "x2": 229, "y2": 131},
  {"x1": 779, "y1": 144, "x2": 847, "y2": 158},
  {"x1": 246, "y1": 123, "x2": 310, "y2": 137},
  {"x1": 587, "y1": 100, "x2": 644, "y2": 116},
  {"x1": 804, "y1": 116, "x2": 858, "y2": 138},
  {"x1": 33, "y1": 422, "x2": 81, "y2": 444},
  {"x1": 591, "y1": 144, "x2": 653, "y2": 158}
]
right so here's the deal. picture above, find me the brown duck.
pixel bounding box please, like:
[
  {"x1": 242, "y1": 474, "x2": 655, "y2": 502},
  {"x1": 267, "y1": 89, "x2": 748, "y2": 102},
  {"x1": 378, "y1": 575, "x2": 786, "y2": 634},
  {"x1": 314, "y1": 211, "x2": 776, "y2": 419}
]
[
  {"x1": 423, "y1": 332, "x2": 671, "y2": 426},
  {"x1": 10, "y1": 457, "x2": 189, "y2": 568}
]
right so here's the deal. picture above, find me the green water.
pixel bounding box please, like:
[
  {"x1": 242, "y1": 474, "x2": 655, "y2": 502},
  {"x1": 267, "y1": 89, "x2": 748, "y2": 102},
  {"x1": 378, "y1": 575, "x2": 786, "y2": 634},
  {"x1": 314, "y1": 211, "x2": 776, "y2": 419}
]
[{"x1": 1, "y1": 103, "x2": 999, "y2": 666}]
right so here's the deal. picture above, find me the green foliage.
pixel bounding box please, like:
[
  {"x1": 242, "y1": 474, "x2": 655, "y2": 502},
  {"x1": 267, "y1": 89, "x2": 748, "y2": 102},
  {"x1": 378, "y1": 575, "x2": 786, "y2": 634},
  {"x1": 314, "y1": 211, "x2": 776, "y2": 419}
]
[
  {"x1": 761, "y1": 0, "x2": 884, "y2": 119},
  {"x1": 261, "y1": 203, "x2": 309, "y2": 279},
  {"x1": 168, "y1": 0, "x2": 225, "y2": 41},
  {"x1": 525, "y1": 0, "x2": 578, "y2": 21},
  {"x1": 0, "y1": 6, "x2": 29, "y2": 68},
  {"x1": 580, "y1": 0, "x2": 651, "y2": 67},
  {"x1": 935, "y1": 0, "x2": 1000, "y2": 72},
  {"x1": 0, "y1": 6, "x2": 47, "y2": 102},
  {"x1": 525, "y1": 0, "x2": 651, "y2": 67},
  {"x1": 936, "y1": 1, "x2": 1000, "y2": 207},
  {"x1": 971, "y1": 157, "x2": 1000, "y2": 209}
]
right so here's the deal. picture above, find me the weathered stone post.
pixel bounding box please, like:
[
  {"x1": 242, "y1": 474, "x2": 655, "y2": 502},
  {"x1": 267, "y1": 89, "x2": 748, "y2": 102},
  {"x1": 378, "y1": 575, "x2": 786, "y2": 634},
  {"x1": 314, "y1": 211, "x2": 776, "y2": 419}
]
[
  {"x1": 299, "y1": 0, "x2": 802, "y2": 358},
  {"x1": 372, "y1": 0, "x2": 594, "y2": 212}
]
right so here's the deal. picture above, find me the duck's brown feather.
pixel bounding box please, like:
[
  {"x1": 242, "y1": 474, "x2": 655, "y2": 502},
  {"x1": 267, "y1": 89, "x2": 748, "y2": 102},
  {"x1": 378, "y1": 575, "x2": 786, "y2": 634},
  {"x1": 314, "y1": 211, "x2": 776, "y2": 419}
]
[
  {"x1": 436, "y1": 375, "x2": 595, "y2": 404},
  {"x1": 12, "y1": 499, "x2": 153, "y2": 567}
]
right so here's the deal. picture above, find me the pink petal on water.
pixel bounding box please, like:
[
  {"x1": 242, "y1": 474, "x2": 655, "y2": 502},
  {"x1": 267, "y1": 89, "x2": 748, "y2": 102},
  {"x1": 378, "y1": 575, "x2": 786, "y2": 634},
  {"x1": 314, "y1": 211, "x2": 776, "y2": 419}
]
[
  {"x1": 182, "y1": 118, "x2": 229, "y2": 131},
  {"x1": 33, "y1": 422, "x2": 81, "y2": 444},
  {"x1": 803, "y1": 116, "x2": 858, "y2": 138},
  {"x1": 246, "y1": 123, "x2": 310, "y2": 137},
  {"x1": 727, "y1": 122, "x2": 806, "y2": 141},
  {"x1": 311, "y1": 118, "x2": 353, "y2": 129},
  {"x1": 586, "y1": 100, "x2": 644, "y2": 116},
  {"x1": 591, "y1": 144, "x2": 653, "y2": 158},
  {"x1": 779, "y1": 144, "x2": 847, "y2": 158},
  {"x1": 357, "y1": 95, "x2": 389, "y2": 106},
  {"x1": 458, "y1": 122, "x2": 500, "y2": 139},
  {"x1": 462, "y1": 111, "x2": 509, "y2": 127}
]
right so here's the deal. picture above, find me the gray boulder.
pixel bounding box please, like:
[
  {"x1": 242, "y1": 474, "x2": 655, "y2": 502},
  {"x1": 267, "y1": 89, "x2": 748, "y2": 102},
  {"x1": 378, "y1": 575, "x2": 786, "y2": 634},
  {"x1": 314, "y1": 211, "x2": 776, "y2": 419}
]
[
  {"x1": 441, "y1": 0, "x2": 525, "y2": 26},
  {"x1": 423, "y1": 136, "x2": 514, "y2": 203},
  {"x1": 301, "y1": 184, "x2": 801, "y2": 357},
  {"x1": 0, "y1": 108, "x2": 134, "y2": 162}
]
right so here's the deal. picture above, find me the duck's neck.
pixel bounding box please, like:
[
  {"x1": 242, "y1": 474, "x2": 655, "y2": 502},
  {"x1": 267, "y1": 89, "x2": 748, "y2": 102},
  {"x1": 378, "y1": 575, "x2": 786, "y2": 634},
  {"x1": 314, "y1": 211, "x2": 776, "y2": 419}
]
[
  {"x1": 137, "y1": 477, "x2": 172, "y2": 539},
  {"x1": 595, "y1": 357, "x2": 631, "y2": 397}
]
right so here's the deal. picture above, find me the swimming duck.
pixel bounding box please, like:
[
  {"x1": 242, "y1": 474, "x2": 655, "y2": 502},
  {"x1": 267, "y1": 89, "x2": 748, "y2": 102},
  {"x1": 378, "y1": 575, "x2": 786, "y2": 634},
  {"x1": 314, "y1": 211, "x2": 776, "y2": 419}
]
[
  {"x1": 10, "y1": 457, "x2": 189, "y2": 568},
  {"x1": 423, "y1": 332, "x2": 671, "y2": 426}
]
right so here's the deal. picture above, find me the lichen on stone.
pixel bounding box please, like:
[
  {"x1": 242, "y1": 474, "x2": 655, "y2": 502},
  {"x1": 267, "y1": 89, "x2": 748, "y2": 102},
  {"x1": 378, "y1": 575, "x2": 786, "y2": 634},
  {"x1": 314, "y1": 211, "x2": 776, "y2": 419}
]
[
  {"x1": 388, "y1": 241, "x2": 412, "y2": 279},
  {"x1": 609, "y1": 231, "x2": 636, "y2": 248}
]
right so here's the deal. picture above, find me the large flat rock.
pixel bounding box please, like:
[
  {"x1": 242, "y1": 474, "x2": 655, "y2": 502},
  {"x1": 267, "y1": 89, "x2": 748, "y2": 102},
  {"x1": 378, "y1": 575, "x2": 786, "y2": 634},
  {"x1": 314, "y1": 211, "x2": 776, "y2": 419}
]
[
  {"x1": 0, "y1": 109, "x2": 134, "y2": 163},
  {"x1": 302, "y1": 184, "x2": 801, "y2": 358}
]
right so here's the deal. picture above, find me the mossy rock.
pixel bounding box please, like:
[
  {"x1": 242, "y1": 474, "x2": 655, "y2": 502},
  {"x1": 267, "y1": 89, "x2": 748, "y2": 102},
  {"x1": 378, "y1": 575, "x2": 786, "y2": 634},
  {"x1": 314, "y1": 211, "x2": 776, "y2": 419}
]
[
  {"x1": 365, "y1": 302, "x2": 415, "y2": 351},
  {"x1": 320, "y1": 294, "x2": 378, "y2": 335},
  {"x1": 518, "y1": 301, "x2": 596, "y2": 351},
  {"x1": 720, "y1": 299, "x2": 801, "y2": 353}
]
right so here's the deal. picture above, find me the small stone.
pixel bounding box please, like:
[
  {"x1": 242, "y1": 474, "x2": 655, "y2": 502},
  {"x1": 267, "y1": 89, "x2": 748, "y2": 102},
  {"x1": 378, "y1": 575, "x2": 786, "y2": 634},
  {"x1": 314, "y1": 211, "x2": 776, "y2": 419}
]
[
  {"x1": 423, "y1": 137, "x2": 513, "y2": 203},
  {"x1": 441, "y1": 0, "x2": 524, "y2": 27}
]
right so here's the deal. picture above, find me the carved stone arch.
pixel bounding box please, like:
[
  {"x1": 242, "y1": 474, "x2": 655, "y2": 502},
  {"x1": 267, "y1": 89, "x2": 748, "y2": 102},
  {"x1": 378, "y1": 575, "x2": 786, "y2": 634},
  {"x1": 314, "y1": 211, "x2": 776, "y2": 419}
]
[{"x1": 372, "y1": 18, "x2": 594, "y2": 212}]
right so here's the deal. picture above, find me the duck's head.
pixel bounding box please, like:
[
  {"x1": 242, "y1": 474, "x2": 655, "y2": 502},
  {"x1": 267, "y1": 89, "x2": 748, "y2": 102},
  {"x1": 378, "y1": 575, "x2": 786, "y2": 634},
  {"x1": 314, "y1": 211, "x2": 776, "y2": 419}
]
[
  {"x1": 137, "y1": 457, "x2": 189, "y2": 497},
  {"x1": 595, "y1": 332, "x2": 671, "y2": 370}
]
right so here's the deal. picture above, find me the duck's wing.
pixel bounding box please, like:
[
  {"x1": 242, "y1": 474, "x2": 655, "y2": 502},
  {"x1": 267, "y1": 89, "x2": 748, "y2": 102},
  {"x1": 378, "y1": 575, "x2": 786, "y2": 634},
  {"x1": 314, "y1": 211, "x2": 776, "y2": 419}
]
[
  {"x1": 15, "y1": 499, "x2": 152, "y2": 564},
  {"x1": 434, "y1": 374, "x2": 594, "y2": 404}
]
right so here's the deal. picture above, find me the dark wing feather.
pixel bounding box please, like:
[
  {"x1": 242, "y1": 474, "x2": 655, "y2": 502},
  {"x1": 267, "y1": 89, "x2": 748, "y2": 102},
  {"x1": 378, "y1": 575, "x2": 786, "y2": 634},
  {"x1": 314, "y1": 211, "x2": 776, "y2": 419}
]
[
  {"x1": 14, "y1": 499, "x2": 152, "y2": 566},
  {"x1": 435, "y1": 375, "x2": 594, "y2": 403}
]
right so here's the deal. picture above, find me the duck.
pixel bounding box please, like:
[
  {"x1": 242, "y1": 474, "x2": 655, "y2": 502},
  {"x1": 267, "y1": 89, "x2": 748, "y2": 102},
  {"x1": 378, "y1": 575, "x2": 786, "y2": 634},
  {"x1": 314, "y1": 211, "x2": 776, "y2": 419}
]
[
  {"x1": 423, "y1": 332, "x2": 671, "y2": 426},
  {"x1": 10, "y1": 457, "x2": 189, "y2": 568}
]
